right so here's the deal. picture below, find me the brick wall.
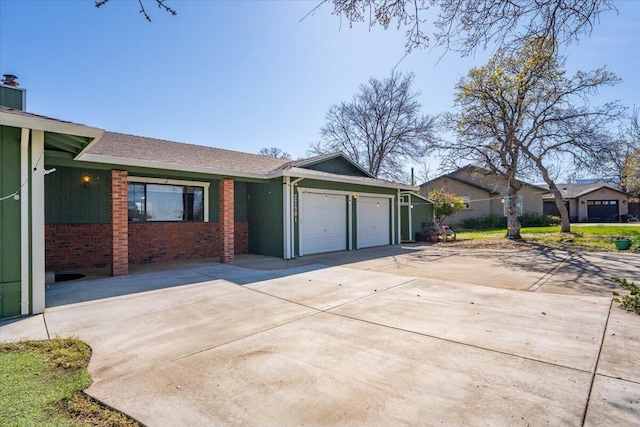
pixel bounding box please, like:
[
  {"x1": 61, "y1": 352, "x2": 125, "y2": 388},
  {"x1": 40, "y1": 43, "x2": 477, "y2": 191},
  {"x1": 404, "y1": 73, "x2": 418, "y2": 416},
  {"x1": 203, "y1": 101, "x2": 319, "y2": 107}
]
[
  {"x1": 129, "y1": 222, "x2": 220, "y2": 264},
  {"x1": 111, "y1": 170, "x2": 129, "y2": 276},
  {"x1": 45, "y1": 224, "x2": 112, "y2": 272}
]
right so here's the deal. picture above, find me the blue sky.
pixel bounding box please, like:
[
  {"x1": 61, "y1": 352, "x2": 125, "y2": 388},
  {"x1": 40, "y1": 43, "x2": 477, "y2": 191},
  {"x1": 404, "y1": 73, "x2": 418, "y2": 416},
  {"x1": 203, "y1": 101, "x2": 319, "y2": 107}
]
[{"x1": 1, "y1": 0, "x2": 638, "y2": 176}]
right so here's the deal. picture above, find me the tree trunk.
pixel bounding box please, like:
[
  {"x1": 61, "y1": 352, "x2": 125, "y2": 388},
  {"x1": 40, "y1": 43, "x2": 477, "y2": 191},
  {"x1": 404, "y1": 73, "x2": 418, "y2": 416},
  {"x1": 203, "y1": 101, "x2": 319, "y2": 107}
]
[
  {"x1": 506, "y1": 208, "x2": 522, "y2": 239},
  {"x1": 505, "y1": 184, "x2": 522, "y2": 239},
  {"x1": 525, "y1": 154, "x2": 572, "y2": 232}
]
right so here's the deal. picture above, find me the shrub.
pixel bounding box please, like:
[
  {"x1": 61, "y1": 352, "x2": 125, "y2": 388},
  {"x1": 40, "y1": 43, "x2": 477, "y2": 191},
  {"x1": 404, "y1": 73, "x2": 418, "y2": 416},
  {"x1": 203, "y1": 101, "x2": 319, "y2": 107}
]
[
  {"x1": 612, "y1": 277, "x2": 640, "y2": 315},
  {"x1": 631, "y1": 236, "x2": 640, "y2": 252},
  {"x1": 519, "y1": 213, "x2": 561, "y2": 227},
  {"x1": 462, "y1": 214, "x2": 506, "y2": 230}
]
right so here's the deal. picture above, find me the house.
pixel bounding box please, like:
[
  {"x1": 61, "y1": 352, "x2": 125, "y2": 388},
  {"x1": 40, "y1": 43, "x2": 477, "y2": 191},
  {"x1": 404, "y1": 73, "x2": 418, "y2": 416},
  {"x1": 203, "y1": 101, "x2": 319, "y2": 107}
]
[
  {"x1": 542, "y1": 183, "x2": 629, "y2": 222},
  {"x1": 419, "y1": 165, "x2": 546, "y2": 225},
  {"x1": 0, "y1": 80, "x2": 430, "y2": 319}
]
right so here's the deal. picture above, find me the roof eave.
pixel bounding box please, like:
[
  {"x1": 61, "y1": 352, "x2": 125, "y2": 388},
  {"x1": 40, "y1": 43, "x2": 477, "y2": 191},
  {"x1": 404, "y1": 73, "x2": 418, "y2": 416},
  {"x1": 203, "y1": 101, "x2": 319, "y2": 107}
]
[
  {"x1": 75, "y1": 153, "x2": 271, "y2": 180},
  {"x1": 273, "y1": 169, "x2": 416, "y2": 191},
  {"x1": 0, "y1": 110, "x2": 104, "y2": 140}
]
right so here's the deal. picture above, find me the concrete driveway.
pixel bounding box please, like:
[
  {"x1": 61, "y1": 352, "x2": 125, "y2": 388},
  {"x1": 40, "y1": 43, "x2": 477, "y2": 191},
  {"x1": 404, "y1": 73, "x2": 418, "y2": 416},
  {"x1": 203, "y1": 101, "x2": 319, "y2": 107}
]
[{"x1": 1, "y1": 246, "x2": 639, "y2": 426}]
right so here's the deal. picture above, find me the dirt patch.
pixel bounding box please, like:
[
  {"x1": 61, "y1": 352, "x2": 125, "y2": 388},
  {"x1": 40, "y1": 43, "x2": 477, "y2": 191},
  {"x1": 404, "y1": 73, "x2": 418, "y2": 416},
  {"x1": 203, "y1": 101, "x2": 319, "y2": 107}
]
[{"x1": 440, "y1": 239, "x2": 589, "y2": 252}]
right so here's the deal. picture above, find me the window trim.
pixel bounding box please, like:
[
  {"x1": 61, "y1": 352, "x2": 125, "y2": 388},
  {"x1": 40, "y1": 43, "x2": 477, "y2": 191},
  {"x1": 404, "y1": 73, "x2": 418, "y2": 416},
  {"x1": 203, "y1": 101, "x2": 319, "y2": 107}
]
[
  {"x1": 461, "y1": 196, "x2": 470, "y2": 209},
  {"x1": 127, "y1": 176, "x2": 209, "y2": 222}
]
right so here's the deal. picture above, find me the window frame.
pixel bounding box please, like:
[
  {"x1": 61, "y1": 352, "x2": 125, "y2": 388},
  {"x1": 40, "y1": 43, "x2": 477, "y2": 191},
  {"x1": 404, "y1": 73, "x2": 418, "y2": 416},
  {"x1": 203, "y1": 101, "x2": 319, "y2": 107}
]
[{"x1": 127, "y1": 176, "x2": 210, "y2": 223}]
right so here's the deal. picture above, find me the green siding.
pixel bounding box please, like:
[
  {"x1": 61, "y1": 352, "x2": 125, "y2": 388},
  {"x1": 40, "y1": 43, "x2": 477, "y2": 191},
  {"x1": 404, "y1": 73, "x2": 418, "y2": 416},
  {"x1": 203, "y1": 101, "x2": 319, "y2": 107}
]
[
  {"x1": 302, "y1": 157, "x2": 369, "y2": 177},
  {"x1": 1, "y1": 126, "x2": 22, "y2": 318},
  {"x1": 298, "y1": 179, "x2": 397, "y2": 196},
  {"x1": 234, "y1": 181, "x2": 248, "y2": 222},
  {"x1": 248, "y1": 180, "x2": 283, "y2": 257},
  {"x1": 410, "y1": 195, "x2": 433, "y2": 239},
  {"x1": 45, "y1": 166, "x2": 110, "y2": 224},
  {"x1": 0, "y1": 86, "x2": 24, "y2": 110}
]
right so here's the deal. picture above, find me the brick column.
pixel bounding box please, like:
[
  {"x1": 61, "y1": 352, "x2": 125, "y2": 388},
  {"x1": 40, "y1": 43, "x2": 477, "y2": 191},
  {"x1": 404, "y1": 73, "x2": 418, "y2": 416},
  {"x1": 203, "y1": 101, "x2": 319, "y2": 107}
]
[
  {"x1": 219, "y1": 178, "x2": 235, "y2": 263},
  {"x1": 111, "y1": 170, "x2": 129, "y2": 276}
]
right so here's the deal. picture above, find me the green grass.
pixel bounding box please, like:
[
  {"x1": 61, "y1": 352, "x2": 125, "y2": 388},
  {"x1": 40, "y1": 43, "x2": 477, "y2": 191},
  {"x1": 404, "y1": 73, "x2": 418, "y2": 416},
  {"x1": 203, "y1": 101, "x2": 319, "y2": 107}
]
[
  {"x1": 0, "y1": 339, "x2": 140, "y2": 427},
  {"x1": 456, "y1": 224, "x2": 640, "y2": 251}
]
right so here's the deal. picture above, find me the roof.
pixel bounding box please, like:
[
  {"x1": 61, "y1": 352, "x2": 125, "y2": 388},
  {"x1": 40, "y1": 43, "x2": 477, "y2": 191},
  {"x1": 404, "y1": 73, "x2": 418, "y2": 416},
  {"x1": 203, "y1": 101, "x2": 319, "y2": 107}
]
[
  {"x1": 289, "y1": 152, "x2": 374, "y2": 178},
  {"x1": 421, "y1": 165, "x2": 547, "y2": 194},
  {"x1": 542, "y1": 183, "x2": 629, "y2": 199},
  {"x1": 80, "y1": 131, "x2": 291, "y2": 177},
  {"x1": 77, "y1": 131, "x2": 416, "y2": 190}
]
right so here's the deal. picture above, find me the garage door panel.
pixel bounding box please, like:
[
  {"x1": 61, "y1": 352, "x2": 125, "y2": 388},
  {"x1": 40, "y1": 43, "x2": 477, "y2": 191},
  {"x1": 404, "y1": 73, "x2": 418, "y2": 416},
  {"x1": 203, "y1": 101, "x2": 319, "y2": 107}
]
[
  {"x1": 587, "y1": 200, "x2": 618, "y2": 221},
  {"x1": 300, "y1": 193, "x2": 347, "y2": 255},
  {"x1": 358, "y1": 197, "x2": 390, "y2": 248}
]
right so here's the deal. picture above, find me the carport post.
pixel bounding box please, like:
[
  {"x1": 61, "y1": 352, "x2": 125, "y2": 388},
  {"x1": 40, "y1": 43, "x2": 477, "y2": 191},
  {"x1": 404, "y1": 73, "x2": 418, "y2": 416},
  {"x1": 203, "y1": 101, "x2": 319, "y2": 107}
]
[{"x1": 219, "y1": 178, "x2": 234, "y2": 263}]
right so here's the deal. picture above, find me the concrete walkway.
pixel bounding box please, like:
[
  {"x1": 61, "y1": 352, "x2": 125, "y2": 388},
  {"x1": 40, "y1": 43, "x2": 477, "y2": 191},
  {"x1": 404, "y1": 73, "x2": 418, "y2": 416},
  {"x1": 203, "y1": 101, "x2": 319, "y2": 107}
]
[{"x1": 1, "y1": 246, "x2": 639, "y2": 426}]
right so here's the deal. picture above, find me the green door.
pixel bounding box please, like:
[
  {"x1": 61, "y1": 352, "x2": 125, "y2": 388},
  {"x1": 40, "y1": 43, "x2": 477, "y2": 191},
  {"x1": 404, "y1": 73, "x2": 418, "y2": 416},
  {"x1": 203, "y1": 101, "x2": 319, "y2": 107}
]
[{"x1": 1, "y1": 126, "x2": 22, "y2": 318}]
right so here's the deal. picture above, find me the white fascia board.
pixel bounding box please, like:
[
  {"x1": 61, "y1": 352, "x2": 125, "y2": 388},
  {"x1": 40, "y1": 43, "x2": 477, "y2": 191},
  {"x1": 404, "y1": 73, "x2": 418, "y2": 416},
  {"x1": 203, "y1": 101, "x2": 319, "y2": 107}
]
[
  {"x1": 273, "y1": 169, "x2": 417, "y2": 191},
  {"x1": 400, "y1": 190, "x2": 433, "y2": 203},
  {"x1": 0, "y1": 111, "x2": 104, "y2": 139},
  {"x1": 75, "y1": 153, "x2": 269, "y2": 180}
]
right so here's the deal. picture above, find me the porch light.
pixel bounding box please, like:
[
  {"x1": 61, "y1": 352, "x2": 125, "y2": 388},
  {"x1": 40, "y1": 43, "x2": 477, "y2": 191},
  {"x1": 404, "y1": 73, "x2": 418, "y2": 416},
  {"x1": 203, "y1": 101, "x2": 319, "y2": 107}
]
[{"x1": 82, "y1": 175, "x2": 91, "y2": 187}]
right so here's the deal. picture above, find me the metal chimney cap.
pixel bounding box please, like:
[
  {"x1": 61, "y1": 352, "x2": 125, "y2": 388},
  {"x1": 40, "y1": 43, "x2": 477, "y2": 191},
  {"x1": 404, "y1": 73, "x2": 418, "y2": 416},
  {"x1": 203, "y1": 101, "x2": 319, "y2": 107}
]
[{"x1": 2, "y1": 74, "x2": 18, "y2": 81}]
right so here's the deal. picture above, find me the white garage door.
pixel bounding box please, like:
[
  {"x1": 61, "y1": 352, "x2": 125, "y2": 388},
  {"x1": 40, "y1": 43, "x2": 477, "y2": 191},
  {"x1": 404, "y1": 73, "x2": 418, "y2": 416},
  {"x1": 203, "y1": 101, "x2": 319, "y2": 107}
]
[
  {"x1": 300, "y1": 193, "x2": 347, "y2": 255},
  {"x1": 358, "y1": 196, "x2": 390, "y2": 248}
]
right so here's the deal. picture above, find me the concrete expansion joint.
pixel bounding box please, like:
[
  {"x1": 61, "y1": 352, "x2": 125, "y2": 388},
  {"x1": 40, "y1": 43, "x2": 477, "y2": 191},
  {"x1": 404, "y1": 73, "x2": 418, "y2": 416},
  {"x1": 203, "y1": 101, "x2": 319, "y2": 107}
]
[
  {"x1": 42, "y1": 313, "x2": 51, "y2": 340},
  {"x1": 580, "y1": 298, "x2": 614, "y2": 426},
  {"x1": 528, "y1": 253, "x2": 574, "y2": 292}
]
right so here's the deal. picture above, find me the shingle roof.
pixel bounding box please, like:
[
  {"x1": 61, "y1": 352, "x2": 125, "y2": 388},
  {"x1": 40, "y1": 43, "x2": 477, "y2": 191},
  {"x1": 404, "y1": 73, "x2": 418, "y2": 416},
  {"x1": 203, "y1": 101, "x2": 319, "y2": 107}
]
[
  {"x1": 421, "y1": 165, "x2": 547, "y2": 193},
  {"x1": 83, "y1": 131, "x2": 291, "y2": 175},
  {"x1": 542, "y1": 183, "x2": 628, "y2": 199}
]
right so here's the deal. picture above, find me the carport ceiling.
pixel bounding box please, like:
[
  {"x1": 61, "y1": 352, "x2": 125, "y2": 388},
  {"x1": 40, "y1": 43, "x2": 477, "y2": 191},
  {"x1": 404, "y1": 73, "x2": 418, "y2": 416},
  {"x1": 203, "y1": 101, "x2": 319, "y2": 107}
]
[{"x1": 45, "y1": 132, "x2": 92, "y2": 156}]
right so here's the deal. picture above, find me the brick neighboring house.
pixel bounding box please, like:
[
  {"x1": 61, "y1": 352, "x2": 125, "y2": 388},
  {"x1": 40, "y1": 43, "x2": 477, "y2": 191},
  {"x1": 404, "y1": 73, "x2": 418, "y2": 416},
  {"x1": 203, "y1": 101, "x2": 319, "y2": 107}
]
[
  {"x1": 542, "y1": 183, "x2": 630, "y2": 222},
  {"x1": 419, "y1": 165, "x2": 546, "y2": 226}
]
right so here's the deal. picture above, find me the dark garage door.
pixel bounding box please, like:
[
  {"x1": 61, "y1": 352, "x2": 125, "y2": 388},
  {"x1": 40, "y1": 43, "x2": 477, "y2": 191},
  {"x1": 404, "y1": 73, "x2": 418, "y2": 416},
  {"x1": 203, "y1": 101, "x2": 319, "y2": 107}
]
[{"x1": 587, "y1": 200, "x2": 618, "y2": 221}]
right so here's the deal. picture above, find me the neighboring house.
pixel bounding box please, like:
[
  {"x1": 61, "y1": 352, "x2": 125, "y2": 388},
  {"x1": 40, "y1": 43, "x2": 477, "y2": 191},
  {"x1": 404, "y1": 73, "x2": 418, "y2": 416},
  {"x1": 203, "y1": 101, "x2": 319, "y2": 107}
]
[
  {"x1": 542, "y1": 183, "x2": 629, "y2": 222},
  {"x1": 0, "y1": 82, "x2": 429, "y2": 320},
  {"x1": 419, "y1": 165, "x2": 546, "y2": 226}
]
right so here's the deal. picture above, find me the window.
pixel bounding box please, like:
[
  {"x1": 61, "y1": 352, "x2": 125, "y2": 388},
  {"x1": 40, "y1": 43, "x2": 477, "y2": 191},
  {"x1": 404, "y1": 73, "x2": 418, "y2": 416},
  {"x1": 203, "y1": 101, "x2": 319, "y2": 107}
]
[
  {"x1": 462, "y1": 196, "x2": 470, "y2": 209},
  {"x1": 503, "y1": 196, "x2": 523, "y2": 216},
  {"x1": 128, "y1": 181, "x2": 205, "y2": 222}
]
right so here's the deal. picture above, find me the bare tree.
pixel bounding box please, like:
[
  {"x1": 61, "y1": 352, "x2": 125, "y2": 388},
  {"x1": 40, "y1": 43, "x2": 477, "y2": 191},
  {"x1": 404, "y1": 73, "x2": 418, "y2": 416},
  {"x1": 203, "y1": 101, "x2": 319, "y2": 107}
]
[
  {"x1": 448, "y1": 36, "x2": 622, "y2": 237},
  {"x1": 258, "y1": 147, "x2": 292, "y2": 160},
  {"x1": 95, "y1": 0, "x2": 176, "y2": 22},
  {"x1": 310, "y1": 72, "x2": 437, "y2": 182},
  {"x1": 321, "y1": 0, "x2": 615, "y2": 54},
  {"x1": 596, "y1": 108, "x2": 640, "y2": 196}
]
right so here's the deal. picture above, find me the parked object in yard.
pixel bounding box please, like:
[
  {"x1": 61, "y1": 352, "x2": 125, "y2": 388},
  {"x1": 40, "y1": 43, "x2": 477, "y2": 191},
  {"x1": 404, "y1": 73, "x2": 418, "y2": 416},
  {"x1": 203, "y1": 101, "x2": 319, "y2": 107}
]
[
  {"x1": 613, "y1": 238, "x2": 631, "y2": 250},
  {"x1": 424, "y1": 221, "x2": 457, "y2": 243}
]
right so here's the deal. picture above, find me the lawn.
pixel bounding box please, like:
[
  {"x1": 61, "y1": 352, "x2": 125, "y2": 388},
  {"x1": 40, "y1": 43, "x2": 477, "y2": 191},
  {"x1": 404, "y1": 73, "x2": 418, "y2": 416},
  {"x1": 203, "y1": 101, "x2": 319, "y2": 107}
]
[
  {"x1": 456, "y1": 224, "x2": 640, "y2": 251},
  {"x1": 0, "y1": 339, "x2": 140, "y2": 427}
]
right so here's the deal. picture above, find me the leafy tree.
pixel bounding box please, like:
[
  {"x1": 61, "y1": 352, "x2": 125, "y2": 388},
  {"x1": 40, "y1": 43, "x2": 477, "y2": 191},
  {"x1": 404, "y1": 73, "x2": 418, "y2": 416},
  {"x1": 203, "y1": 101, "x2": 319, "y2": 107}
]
[
  {"x1": 321, "y1": 0, "x2": 615, "y2": 54},
  {"x1": 427, "y1": 188, "x2": 466, "y2": 222},
  {"x1": 598, "y1": 108, "x2": 640, "y2": 196},
  {"x1": 447, "y1": 36, "x2": 621, "y2": 237},
  {"x1": 310, "y1": 71, "x2": 437, "y2": 182},
  {"x1": 258, "y1": 147, "x2": 292, "y2": 160}
]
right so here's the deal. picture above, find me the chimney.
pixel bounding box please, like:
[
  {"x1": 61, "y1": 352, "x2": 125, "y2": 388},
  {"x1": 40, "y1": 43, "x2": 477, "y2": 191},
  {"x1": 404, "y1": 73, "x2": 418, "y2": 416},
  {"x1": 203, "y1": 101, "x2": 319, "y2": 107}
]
[
  {"x1": 1, "y1": 74, "x2": 26, "y2": 110},
  {"x1": 1, "y1": 74, "x2": 19, "y2": 87}
]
